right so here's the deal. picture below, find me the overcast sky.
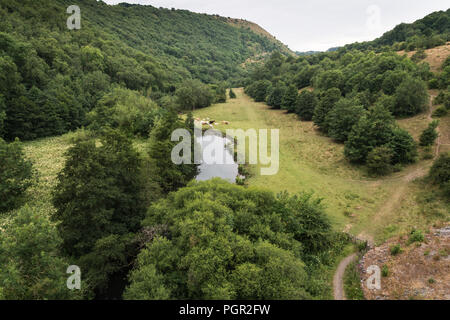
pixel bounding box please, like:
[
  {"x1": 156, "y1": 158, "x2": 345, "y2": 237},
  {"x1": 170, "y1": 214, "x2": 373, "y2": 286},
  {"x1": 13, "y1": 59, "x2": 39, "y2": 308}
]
[{"x1": 102, "y1": 0, "x2": 449, "y2": 51}]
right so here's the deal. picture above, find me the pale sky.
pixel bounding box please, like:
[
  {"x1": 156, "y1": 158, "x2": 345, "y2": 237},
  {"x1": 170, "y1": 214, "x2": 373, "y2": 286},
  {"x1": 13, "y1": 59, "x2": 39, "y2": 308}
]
[{"x1": 101, "y1": 0, "x2": 449, "y2": 52}]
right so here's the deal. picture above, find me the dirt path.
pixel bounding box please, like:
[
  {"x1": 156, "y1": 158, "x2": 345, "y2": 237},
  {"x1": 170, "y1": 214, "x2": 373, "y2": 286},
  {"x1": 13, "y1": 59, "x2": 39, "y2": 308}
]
[
  {"x1": 334, "y1": 93, "x2": 442, "y2": 300},
  {"x1": 333, "y1": 253, "x2": 357, "y2": 300}
]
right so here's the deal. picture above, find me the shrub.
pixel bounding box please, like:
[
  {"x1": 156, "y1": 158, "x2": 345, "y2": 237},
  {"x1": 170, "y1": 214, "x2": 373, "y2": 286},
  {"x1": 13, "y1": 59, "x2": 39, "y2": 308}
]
[
  {"x1": 428, "y1": 78, "x2": 439, "y2": 89},
  {"x1": 411, "y1": 49, "x2": 427, "y2": 62},
  {"x1": 408, "y1": 230, "x2": 424, "y2": 245},
  {"x1": 432, "y1": 106, "x2": 448, "y2": 117},
  {"x1": 381, "y1": 265, "x2": 389, "y2": 277},
  {"x1": 390, "y1": 244, "x2": 403, "y2": 256},
  {"x1": 366, "y1": 146, "x2": 393, "y2": 176},
  {"x1": 0, "y1": 138, "x2": 34, "y2": 213},
  {"x1": 433, "y1": 91, "x2": 447, "y2": 105},
  {"x1": 429, "y1": 153, "x2": 450, "y2": 187},
  {"x1": 419, "y1": 120, "x2": 439, "y2": 146}
]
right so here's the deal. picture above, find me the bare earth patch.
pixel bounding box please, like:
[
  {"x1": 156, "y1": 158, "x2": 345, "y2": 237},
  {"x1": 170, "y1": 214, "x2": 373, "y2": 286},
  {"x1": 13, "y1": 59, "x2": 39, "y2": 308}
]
[
  {"x1": 397, "y1": 42, "x2": 450, "y2": 73},
  {"x1": 360, "y1": 224, "x2": 450, "y2": 300}
]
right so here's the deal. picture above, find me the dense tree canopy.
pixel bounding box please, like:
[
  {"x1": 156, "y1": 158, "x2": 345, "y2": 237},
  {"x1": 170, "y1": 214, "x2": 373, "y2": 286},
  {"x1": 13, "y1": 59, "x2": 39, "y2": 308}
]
[
  {"x1": 124, "y1": 179, "x2": 345, "y2": 300},
  {"x1": 0, "y1": 138, "x2": 34, "y2": 213},
  {"x1": 0, "y1": 205, "x2": 82, "y2": 300},
  {"x1": 0, "y1": 0, "x2": 284, "y2": 141},
  {"x1": 52, "y1": 130, "x2": 151, "y2": 294}
]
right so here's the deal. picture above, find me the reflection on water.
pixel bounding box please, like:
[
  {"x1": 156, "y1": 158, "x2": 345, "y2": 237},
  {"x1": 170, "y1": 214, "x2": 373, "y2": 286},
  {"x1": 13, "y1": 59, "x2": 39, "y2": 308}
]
[{"x1": 195, "y1": 133, "x2": 239, "y2": 183}]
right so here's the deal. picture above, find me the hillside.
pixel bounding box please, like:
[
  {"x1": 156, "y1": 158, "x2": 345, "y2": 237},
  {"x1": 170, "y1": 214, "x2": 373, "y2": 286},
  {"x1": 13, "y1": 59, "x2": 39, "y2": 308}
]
[
  {"x1": 0, "y1": 0, "x2": 289, "y2": 141},
  {"x1": 346, "y1": 9, "x2": 450, "y2": 52},
  {"x1": 396, "y1": 42, "x2": 450, "y2": 72},
  {"x1": 223, "y1": 17, "x2": 293, "y2": 56}
]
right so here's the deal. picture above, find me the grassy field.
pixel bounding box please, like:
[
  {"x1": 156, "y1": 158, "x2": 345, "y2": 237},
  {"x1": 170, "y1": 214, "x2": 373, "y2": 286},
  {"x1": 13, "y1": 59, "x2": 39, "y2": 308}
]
[{"x1": 194, "y1": 88, "x2": 449, "y2": 243}]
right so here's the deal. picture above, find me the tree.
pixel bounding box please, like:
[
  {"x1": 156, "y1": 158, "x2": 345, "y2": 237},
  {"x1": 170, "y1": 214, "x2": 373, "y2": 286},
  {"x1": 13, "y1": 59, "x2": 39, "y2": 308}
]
[
  {"x1": 0, "y1": 205, "x2": 82, "y2": 300},
  {"x1": 388, "y1": 127, "x2": 417, "y2": 164},
  {"x1": 212, "y1": 83, "x2": 227, "y2": 103},
  {"x1": 87, "y1": 87, "x2": 161, "y2": 137},
  {"x1": 124, "y1": 179, "x2": 336, "y2": 300},
  {"x1": 250, "y1": 80, "x2": 272, "y2": 102},
  {"x1": 366, "y1": 146, "x2": 393, "y2": 176},
  {"x1": 343, "y1": 103, "x2": 394, "y2": 163},
  {"x1": 282, "y1": 85, "x2": 298, "y2": 112},
  {"x1": 419, "y1": 120, "x2": 439, "y2": 146},
  {"x1": 52, "y1": 130, "x2": 151, "y2": 293},
  {"x1": 266, "y1": 83, "x2": 286, "y2": 109},
  {"x1": 0, "y1": 138, "x2": 34, "y2": 213},
  {"x1": 175, "y1": 80, "x2": 214, "y2": 111},
  {"x1": 394, "y1": 76, "x2": 428, "y2": 116},
  {"x1": 147, "y1": 110, "x2": 199, "y2": 193},
  {"x1": 314, "y1": 70, "x2": 344, "y2": 91},
  {"x1": 313, "y1": 88, "x2": 341, "y2": 132},
  {"x1": 325, "y1": 98, "x2": 365, "y2": 142},
  {"x1": 295, "y1": 90, "x2": 317, "y2": 121},
  {"x1": 429, "y1": 153, "x2": 450, "y2": 198}
]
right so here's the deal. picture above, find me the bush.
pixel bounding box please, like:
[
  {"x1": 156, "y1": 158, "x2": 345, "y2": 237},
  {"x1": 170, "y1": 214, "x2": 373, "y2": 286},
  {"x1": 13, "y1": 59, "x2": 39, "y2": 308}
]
[
  {"x1": 411, "y1": 49, "x2": 427, "y2": 62},
  {"x1": 0, "y1": 138, "x2": 34, "y2": 213},
  {"x1": 366, "y1": 146, "x2": 393, "y2": 176},
  {"x1": 381, "y1": 265, "x2": 389, "y2": 277},
  {"x1": 390, "y1": 244, "x2": 403, "y2": 256},
  {"x1": 432, "y1": 106, "x2": 448, "y2": 117},
  {"x1": 433, "y1": 91, "x2": 448, "y2": 105},
  {"x1": 429, "y1": 153, "x2": 450, "y2": 198},
  {"x1": 419, "y1": 120, "x2": 439, "y2": 146},
  {"x1": 408, "y1": 230, "x2": 424, "y2": 245}
]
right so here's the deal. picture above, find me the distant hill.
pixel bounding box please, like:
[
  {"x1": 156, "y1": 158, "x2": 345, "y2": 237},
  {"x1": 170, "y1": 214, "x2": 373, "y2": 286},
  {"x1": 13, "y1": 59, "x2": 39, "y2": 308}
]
[
  {"x1": 0, "y1": 0, "x2": 291, "y2": 140},
  {"x1": 346, "y1": 9, "x2": 450, "y2": 51},
  {"x1": 0, "y1": 0, "x2": 288, "y2": 84}
]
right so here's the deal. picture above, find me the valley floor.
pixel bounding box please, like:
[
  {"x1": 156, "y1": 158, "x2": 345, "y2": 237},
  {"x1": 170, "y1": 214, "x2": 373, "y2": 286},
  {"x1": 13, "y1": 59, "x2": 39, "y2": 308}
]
[{"x1": 193, "y1": 88, "x2": 449, "y2": 244}]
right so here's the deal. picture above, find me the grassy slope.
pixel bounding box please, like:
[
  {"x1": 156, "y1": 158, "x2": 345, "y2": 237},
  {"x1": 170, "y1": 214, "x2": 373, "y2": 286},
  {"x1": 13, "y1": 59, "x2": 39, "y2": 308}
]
[{"x1": 194, "y1": 88, "x2": 449, "y2": 243}]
